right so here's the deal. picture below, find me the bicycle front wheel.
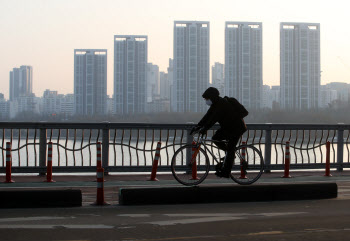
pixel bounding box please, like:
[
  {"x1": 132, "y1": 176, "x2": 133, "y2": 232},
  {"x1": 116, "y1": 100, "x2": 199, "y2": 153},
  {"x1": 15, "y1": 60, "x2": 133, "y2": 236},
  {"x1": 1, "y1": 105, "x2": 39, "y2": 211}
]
[
  {"x1": 230, "y1": 145, "x2": 264, "y2": 185},
  {"x1": 171, "y1": 144, "x2": 210, "y2": 186}
]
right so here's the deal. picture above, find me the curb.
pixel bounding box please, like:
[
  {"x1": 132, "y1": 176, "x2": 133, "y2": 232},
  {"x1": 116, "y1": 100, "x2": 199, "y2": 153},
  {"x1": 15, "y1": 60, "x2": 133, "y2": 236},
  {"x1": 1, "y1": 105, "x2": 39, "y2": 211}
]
[
  {"x1": 119, "y1": 183, "x2": 338, "y2": 205},
  {"x1": 0, "y1": 190, "x2": 82, "y2": 208}
]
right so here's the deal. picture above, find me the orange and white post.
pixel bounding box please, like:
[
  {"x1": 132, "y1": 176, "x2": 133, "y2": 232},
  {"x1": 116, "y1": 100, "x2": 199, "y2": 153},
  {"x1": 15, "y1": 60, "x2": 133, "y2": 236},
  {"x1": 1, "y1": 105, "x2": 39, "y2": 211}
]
[
  {"x1": 190, "y1": 141, "x2": 200, "y2": 180},
  {"x1": 94, "y1": 142, "x2": 104, "y2": 182},
  {"x1": 324, "y1": 141, "x2": 332, "y2": 177},
  {"x1": 93, "y1": 167, "x2": 109, "y2": 205},
  {"x1": 239, "y1": 141, "x2": 247, "y2": 179},
  {"x1": 5, "y1": 142, "x2": 14, "y2": 183},
  {"x1": 149, "y1": 142, "x2": 162, "y2": 181},
  {"x1": 96, "y1": 142, "x2": 102, "y2": 169},
  {"x1": 282, "y1": 141, "x2": 292, "y2": 178},
  {"x1": 45, "y1": 142, "x2": 55, "y2": 182}
]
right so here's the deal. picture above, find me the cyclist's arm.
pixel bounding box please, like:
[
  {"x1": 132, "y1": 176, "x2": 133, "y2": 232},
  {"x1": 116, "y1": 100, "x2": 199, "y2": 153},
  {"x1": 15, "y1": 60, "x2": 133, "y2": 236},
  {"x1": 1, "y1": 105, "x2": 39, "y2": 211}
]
[{"x1": 197, "y1": 106, "x2": 219, "y2": 131}]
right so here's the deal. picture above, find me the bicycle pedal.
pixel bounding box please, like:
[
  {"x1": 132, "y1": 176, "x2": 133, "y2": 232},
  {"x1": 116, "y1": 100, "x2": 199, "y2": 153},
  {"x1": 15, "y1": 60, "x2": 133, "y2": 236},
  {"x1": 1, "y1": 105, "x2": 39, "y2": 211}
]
[{"x1": 215, "y1": 162, "x2": 223, "y2": 171}]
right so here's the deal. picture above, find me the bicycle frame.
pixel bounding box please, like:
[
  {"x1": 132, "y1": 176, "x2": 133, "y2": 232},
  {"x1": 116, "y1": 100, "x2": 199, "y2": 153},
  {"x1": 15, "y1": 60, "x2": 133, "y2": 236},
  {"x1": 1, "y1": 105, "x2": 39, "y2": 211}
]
[{"x1": 191, "y1": 134, "x2": 245, "y2": 166}]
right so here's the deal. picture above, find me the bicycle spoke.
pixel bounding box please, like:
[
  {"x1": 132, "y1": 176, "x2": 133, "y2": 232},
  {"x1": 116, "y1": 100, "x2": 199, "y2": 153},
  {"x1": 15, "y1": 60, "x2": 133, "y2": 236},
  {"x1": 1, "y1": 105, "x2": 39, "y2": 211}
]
[{"x1": 230, "y1": 145, "x2": 264, "y2": 185}]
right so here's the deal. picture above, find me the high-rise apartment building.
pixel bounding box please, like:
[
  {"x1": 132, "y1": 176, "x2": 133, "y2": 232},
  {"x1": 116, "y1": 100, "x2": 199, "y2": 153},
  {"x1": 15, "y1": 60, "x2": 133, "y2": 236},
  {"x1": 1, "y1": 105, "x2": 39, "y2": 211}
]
[
  {"x1": 74, "y1": 49, "x2": 107, "y2": 115},
  {"x1": 262, "y1": 85, "x2": 271, "y2": 109},
  {"x1": 0, "y1": 94, "x2": 9, "y2": 119},
  {"x1": 106, "y1": 95, "x2": 115, "y2": 115},
  {"x1": 147, "y1": 63, "x2": 159, "y2": 102},
  {"x1": 212, "y1": 62, "x2": 225, "y2": 96},
  {"x1": 114, "y1": 35, "x2": 147, "y2": 114},
  {"x1": 11, "y1": 94, "x2": 39, "y2": 117},
  {"x1": 280, "y1": 22, "x2": 320, "y2": 110},
  {"x1": 271, "y1": 85, "x2": 281, "y2": 109},
  {"x1": 9, "y1": 65, "x2": 33, "y2": 101},
  {"x1": 42, "y1": 89, "x2": 61, "y2": 115},
  {"x1": 168, "y1": 58, "x2": 176, "y2": 111},
  {"x1": 160, "y1": 71, "x2": 170, "y2": 99},
  {"x1": 326, "y1": 82, "x2": 350, "y2": 104},
  {"x1": 61, "y1": 94, "x2": 74, "y2": 117},
  {"x1": 320, "y1": 85, "x2": 337, "y2": 108},
  {"x1": 225, "y1": 22, "x2": 262, "y2": 109},
  {"x1": 173, "y1": 21, "x2": 209, "y2": 112}
]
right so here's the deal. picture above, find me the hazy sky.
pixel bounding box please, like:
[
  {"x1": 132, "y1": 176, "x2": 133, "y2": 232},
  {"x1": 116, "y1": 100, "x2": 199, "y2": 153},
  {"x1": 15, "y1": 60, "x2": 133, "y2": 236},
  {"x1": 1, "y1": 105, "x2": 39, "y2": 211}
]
[{"x1": 1, "y1": 0, "x2": 350, "y2": 98}]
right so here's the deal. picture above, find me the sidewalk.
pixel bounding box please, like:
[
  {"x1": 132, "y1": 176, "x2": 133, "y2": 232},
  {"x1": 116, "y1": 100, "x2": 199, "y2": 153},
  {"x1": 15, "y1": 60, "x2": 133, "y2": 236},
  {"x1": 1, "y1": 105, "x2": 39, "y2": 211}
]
[{"x1": 1, "y1": 170, "x2": 349, "y2": 188}]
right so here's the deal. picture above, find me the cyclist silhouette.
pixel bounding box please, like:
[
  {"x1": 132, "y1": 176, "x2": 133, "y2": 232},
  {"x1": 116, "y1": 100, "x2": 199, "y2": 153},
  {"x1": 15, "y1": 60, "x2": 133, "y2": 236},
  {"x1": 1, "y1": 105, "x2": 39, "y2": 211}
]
[{"x1": 190, "y1": 87, "x2": 248, "y2": 178}]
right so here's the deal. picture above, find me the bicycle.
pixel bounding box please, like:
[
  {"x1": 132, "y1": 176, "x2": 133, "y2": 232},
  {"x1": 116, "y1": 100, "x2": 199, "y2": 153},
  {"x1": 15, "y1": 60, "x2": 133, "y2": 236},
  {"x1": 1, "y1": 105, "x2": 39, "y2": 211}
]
[{"x1": 171, "y1": 132, "x2": 264, "y2": 186}]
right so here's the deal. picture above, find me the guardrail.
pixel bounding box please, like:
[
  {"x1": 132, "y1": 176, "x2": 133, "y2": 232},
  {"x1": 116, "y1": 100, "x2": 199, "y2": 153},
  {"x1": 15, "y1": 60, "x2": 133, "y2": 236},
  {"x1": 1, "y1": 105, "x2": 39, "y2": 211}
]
[{"x1": 0, "y1": 122, "x2": 349, "y2": 174}]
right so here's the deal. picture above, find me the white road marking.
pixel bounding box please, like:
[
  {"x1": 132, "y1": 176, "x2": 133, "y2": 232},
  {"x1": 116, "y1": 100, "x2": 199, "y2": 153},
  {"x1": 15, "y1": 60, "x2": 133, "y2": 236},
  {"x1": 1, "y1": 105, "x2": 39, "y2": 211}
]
[
  {"x1": 117, "y1": 226, "x2": 136, "y2": 229},
  {"x1": 259, "y1": 212, "x2": 307, "y2": 217},
  {"x1": 118, "y1": 214, "x2": 151, "y2": 218},
  {"x1": 77, "y1": 214, "x2": 101, "y2": 217},
  {"x1": 0, "y1": 224, "x2": 114, "y2": 229},
  {"x1": 60, "y1": 225, "x2": 114, "y2": 229},
  {"x1": 165, "y1": 212, "x2": 306, "y2": 218},
  {"x1": 247, "y1": 231, "x2": 284, "y2": 236},
  {"x1": 165, "y1": 213, "x2": 250, "y2": 217},
  {"x1": 0, "y1": 216, "x2": 72, "y2": 222},
  {"x1": 0, "y1": 225, "x2": 54, "y2": 229},
  {"x1": 147, "y1": 216, "x2": 244, "y2": 226},
  {"x1": 145, "y1": 212, "x2": 307, "y2": 226}
]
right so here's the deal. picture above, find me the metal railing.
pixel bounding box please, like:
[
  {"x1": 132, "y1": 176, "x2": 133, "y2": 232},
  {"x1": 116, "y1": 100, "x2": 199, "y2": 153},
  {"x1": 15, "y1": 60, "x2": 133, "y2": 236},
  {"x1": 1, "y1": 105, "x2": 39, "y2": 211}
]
[{"x1": 0, "y1": 122, "x2": 349, "y2": 174}]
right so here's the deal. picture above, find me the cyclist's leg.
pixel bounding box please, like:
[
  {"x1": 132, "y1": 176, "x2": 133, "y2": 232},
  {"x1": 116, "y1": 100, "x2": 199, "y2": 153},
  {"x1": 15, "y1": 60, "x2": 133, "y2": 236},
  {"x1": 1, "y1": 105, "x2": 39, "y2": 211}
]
[
  {"x1": 222, "y1": 133, "x2": 241, "y2": 173},
  {"x1": 212, "y1": 128, "x2": 227, "y2": 152},
  {"x1": 212, "y1": 129, "x2": 228, "y2": 174}
]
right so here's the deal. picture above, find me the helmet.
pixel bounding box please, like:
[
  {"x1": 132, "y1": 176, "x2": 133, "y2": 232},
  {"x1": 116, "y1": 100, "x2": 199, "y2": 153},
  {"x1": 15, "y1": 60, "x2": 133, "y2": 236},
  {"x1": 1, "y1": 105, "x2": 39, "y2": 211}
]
[{"x1": 202, "y1": 87, "x2": 220, "y2": 99}]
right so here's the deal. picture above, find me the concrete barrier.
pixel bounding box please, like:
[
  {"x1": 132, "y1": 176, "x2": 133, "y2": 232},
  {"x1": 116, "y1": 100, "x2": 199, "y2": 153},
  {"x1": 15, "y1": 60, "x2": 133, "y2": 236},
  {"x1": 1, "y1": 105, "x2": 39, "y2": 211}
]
[
  {"x1": 119, "y1": 183, "x2": 338, "y2": 205},
  {"x1": 0, "y1": 190, "x2": 82, "y2": 208}
]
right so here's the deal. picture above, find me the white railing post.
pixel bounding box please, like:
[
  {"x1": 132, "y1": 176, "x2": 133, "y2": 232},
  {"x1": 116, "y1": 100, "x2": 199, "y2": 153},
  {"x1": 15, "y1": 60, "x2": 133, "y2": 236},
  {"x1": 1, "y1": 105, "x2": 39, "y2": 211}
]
[
  {"x1": 264, "y1": 125, "x2": 272, "y2": 173},
  {"x1": 39, "y1": 127, "x2": 47, "y2": 176},
  {"x1": 102, "y1": 122, "x2": 110, "y2": 174},
  {"x1": 337, "y1": 124, "x2": 344, "y2": 172}
]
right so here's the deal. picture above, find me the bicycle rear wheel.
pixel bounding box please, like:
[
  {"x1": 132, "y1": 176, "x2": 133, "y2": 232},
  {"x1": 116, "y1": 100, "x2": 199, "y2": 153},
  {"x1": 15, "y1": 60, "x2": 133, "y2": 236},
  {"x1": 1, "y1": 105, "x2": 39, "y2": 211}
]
[
  {"x1": 230, "y1": 145, "x2": 264, "y2": 185},
  {"x1": 171, "y1": 144, "x2": 210, "y2": 186}
]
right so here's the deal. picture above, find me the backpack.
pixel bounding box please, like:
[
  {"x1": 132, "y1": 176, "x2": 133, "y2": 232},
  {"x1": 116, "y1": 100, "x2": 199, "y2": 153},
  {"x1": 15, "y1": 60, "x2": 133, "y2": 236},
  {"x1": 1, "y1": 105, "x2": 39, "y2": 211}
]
[{"x1": 223, "y1": 96, "x2": 249, "y2": 119}]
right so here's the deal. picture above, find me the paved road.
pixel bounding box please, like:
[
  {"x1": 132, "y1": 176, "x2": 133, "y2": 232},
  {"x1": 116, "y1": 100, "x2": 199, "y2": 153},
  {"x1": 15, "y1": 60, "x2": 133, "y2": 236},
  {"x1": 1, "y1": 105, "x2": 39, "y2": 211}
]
[
  {"x1": 1, "y1": 171, "x2": 350, "y2": 240},
  {"x1": 1, "y1": 198, "x2": 350, "y2": 241}
]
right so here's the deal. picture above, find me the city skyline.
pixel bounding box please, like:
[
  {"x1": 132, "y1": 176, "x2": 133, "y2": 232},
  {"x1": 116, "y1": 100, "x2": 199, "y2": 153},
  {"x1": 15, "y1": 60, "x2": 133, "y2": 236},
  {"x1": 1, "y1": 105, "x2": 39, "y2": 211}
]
[
  {"x1": 2, "y1": 21, "x2": 322, "y2": 114},
  {"x1": 1, "y1": 0, "x2": 350, "y2": 99}
]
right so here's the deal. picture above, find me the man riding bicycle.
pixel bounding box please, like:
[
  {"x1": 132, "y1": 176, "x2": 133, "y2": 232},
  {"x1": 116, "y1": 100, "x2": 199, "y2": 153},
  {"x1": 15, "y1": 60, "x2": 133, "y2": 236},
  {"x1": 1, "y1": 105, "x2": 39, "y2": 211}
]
[{"x1": 190, "y1": 87, "x2": 248, "y2": 178}]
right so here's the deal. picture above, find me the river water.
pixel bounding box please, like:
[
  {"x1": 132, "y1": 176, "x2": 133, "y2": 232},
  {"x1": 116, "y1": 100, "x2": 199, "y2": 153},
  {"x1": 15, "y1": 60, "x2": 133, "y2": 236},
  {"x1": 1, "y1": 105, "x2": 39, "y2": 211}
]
[{"x1": 0, "y1": 139, "x2": 346, "y2": 168}]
